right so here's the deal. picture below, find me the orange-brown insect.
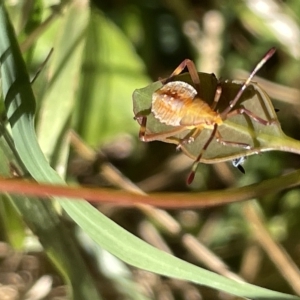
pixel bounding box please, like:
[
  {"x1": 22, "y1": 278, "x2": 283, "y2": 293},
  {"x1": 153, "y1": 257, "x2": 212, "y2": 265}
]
[{"x1": 135, "y1": 48, "x2": 276, "y2": 184}]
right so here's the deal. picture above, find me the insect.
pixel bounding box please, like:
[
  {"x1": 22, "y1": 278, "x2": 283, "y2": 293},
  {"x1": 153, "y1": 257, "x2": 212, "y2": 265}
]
[
  {"x1": 232, "y1": 156, "x2": 247, "y2": 174},
  {"x1": 134, "y1": 48, "x2": 276, "y2": 184}
]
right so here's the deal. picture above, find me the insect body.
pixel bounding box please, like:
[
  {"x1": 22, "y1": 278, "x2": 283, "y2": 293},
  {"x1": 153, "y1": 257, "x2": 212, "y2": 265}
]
[
  {"x1": 232, "y1": 156, "x2": 247, "y2": 174},
  {"x1": 152, "y1": 81, "x2": 222, "y2": 130},
  {"x1": 134, "y1": 48, "x2": 276, "y2": 184}
]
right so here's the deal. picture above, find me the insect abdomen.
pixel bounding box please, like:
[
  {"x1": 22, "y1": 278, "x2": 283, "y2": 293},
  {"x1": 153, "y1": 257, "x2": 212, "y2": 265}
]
[{"x1": 152, "y1": 81, "x2": 222, "y2": 127}]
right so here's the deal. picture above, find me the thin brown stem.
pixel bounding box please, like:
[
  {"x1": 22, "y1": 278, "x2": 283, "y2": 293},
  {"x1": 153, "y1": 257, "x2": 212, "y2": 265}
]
[{"x1": 0, "y1": 168, "x2": 299, "y2": 208}]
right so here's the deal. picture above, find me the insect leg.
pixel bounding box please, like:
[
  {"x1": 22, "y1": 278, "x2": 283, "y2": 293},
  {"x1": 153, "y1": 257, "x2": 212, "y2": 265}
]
[
  {"x1": 163, "y1": 59, "x2": 201, "y2": 94},
  {"x1": 215, "y1": 130, "x2": 251, "y2": 149},
  {"x1": 139, "y1": 124, "x2": 187, "y2": 142},
  {"x1": 176, "y1": 127, "x2": 203, "y2": 150},
  {"x1": 187, "y1": 124, "x2": 219, "y2": 184},
  {"x1": 137, "y1": 116, "x2": 148, "y2": 141},
  {"x1": 227, "y1": 106, "x2": 277, "y2": 126},
  {"x1": 135, "y1": 107, "x2": 187, "y2": 142},
  {"x1": 220, "y1": 47, "x2": 276, "y2": 119},
  {"x1": 186, "y1": 125, "x2": 252, "y2": 184},
  {"x1": 211, "y1": 84, "x2": 222, "y2": 110}
]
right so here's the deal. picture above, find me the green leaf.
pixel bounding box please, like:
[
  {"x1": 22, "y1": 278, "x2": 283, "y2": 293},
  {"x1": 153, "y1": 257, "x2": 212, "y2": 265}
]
[
  {"x1": 0, "y1": 2, "x2": 101, "y2": 299},
  {"x1": 0, "y1": 136, "x2": 26, "y2": 249},
  {"x1": 74, "y1": 9, "x2": 149, "y2": 146},
  {"x1": 35, "y1": 0, "x2": 88, "y2": 162},
  {"x1": 133, "y1": 72, "x2": 300, "y2": 163},
  {"x1": 0, "y1": 196, "x2": 26, "y2": 249}
]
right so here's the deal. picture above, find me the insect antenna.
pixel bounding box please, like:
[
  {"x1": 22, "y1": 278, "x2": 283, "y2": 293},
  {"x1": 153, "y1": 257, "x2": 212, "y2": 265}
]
[
  {"x1": 187, "y1": 47, "x2": 276, "y2": 184},
  {"x1": 220, "y1": 47, "x2": 276, "y2": 119}
]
